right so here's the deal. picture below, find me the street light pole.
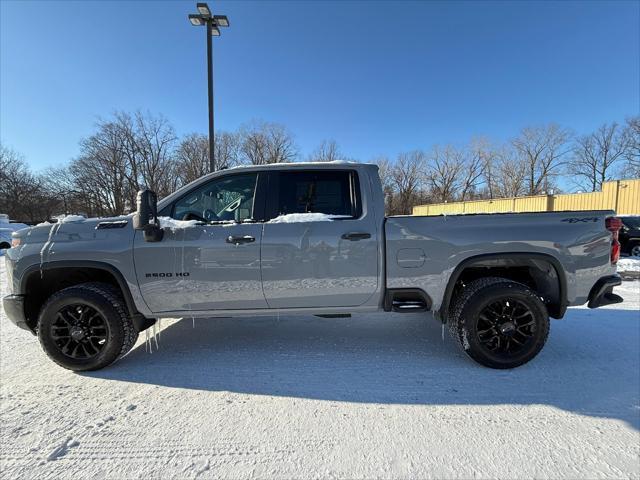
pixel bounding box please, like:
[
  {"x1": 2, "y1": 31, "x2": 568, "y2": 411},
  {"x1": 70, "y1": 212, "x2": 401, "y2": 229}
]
[
  {"x1": 206, "y1": 20, "x2": 215, "y2": 172},
  {"x1": 188, "y1": 3, "x2": 229, "y2": 173}
]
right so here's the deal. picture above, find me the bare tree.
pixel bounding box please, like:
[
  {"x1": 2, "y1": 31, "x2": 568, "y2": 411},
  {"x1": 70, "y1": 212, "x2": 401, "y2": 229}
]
[
  {"x1": 0, "y1": 145, "x2": 64, "y2": 222},
  {"x1": 512, "y1": 124, "x2": 572, "y2": 195},
  {"x1": 427, "y1": 145, "x2": 464, "y2": 203},
  {"x1": 391, "y1": 151, "x2": 426, "y2": 215},
  {"x1": 308, "y1": 139, "x2": 342, "y2": 162},
  {"x1": 492, "y1": 147, "x2": 528, "y2": 198},
  {"x1": 239, "y1": 120, "x2": 297, "y2": 165},
  {"x1": 71, "y1": 119, "x2": 131, "y2": 216},
  {"x1": 176, "y1": 133, "x2": 209, "y2": 185},
  {"x1": 215, "y1": 131, "x2": 241, "y2": 170},
  {"x1": 459, "y1": 138, "x2": 489, "y2": 201},
  {"x1": 0, "y1": 145, "x2": 41, "y2": 221},
  {"x1": 623, "y1": 116, "x2": 640, "y2": 177},
  {"x1": 569, "y1": 122, "x2": 627, "y2": 191}
]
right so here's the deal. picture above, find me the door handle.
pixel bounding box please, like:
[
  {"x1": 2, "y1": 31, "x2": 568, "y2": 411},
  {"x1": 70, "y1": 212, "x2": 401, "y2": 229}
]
[
  {"x1": 341, "y1": 232, "x2": 371, "y2": 241},
  {"x1": 226, "y1": 235, "x2": 255, "y2": 245}
]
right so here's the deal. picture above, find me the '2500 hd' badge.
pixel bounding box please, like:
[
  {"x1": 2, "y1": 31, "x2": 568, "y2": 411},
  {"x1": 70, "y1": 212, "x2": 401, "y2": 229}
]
[{"x1": 145, "y1": 272, "x2": 190, "y2": 278}]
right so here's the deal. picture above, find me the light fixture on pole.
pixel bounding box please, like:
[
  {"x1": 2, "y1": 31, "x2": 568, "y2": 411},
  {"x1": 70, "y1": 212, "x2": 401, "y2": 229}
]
[{"x1": 187, "y1": 3, "x2": 230, "y2": 173}]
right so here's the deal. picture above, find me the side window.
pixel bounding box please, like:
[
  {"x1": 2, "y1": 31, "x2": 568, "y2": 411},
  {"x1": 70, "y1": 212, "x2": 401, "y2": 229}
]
[
  {"x1": 173, "y1": 173, "x2": 258, "y2": 222},
  {"x1": 276, "y1": 170, "x2": 360, "y2": 218}
]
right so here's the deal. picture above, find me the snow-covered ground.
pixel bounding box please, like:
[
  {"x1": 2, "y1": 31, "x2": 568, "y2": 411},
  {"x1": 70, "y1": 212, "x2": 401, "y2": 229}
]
[
  {"x1": 619, "y1": 257, "x2": 640, "y2": 272},
  {"x1": 1, "y1": 259, "x2": 639, "y2": 479}
]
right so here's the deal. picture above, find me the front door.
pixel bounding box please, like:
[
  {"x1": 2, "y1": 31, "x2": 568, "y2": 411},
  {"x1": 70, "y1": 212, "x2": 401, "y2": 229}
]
[
  {"x1": 133, "y1": 172, "x2": 268, "y2": 313},
  {"x1": 260, "y1": 169, "x2": 379, "y2": 308}
]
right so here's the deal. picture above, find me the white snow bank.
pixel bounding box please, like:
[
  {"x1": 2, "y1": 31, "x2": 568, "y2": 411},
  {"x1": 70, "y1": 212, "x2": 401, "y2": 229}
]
[
  {"x1": 618, "y1": 257, "x2": 640, "y2": 273},
  {"x1": 268, "y1": 213, "x2": 350, "y2": 223},
  {"x1": 158, "y1": 216, "x2": 199, "y2": 230}
]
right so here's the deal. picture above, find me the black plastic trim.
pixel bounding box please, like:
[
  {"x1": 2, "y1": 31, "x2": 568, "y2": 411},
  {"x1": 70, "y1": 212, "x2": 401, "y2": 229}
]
[
  {"x1": 2, "y1": 294, "x2": 32, "y2": 333},
  {"x1": 20, "y1": 261, "x2": 141, "y2": 320},
  {"x1": 384, "y1": 288, "x2": 432, "y2": 313},
  {"x1": 439, "y1": 252, "x2": 568, "y2": 322},
  {"x1": 587, "y1": 275, "x2": 623, "y2": 308}
]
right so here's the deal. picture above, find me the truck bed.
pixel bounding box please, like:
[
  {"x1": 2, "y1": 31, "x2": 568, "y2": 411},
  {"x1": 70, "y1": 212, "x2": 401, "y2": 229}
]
[{"x1": 385, "y1": 210, "x2": 617, "y2": 314}]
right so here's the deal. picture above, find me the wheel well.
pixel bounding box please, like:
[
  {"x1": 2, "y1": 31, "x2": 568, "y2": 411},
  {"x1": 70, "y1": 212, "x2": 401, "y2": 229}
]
[
  {"x1": 442, "y1": 255, "x2": 566, "y2": 322},
  {"x1": 22, "y1": 267, "x2": 134, "y2": 330},
  {"x1": 0, "y1": 242, "x2": 10, "y2": 249}
]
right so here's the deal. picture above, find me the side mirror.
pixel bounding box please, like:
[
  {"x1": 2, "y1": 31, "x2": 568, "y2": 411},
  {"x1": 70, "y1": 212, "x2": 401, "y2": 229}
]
[{"x1": 133, "y1": 189, "x2": 164, "y2": 242}]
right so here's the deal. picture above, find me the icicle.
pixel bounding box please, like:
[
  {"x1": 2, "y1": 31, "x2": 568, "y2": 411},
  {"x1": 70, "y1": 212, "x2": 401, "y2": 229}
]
[
  {"x1": 192, "y1": 316, "x2": 195, "y2": 329},
  {"x1": 145, "y1": 328, "x2": 152, "y2": 353},
  {"x1": 153, "y1": 322, "x2": 159, "y2": 350},
  {"x1": 181, "y1": 228, "x2": 186, "y2": 277},
  {"x1": 158, "y1": 318, "x2": 162, "y2": 341},
  {"x1": 441, "y1": 323, "x2": 445, "y2": 341}
]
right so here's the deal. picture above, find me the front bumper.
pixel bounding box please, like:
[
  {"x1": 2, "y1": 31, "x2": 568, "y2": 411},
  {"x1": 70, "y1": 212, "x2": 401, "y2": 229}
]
[
  {"x1": 587, "y1": 275, "x2": 623, "y2": 309},
  {"x1": 2, "y1": 295, "x2": 32, "y2": 332}
]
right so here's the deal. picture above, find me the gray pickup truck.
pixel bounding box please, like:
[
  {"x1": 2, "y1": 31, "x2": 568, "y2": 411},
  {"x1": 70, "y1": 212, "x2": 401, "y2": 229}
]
[{"x1": 3, "y1": 162, "x2": 624, "y2": 371}]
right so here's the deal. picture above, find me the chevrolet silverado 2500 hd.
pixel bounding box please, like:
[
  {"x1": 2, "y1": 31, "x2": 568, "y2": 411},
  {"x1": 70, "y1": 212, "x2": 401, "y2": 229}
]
[{"x1": 2, "y1": 162, "x2": 624, "y2": 371}]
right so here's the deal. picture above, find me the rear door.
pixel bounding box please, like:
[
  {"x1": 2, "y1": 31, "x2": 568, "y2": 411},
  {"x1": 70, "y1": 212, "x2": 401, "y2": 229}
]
[{"x1": 260, "y1": 169, "x2": 379, "y2": 308}]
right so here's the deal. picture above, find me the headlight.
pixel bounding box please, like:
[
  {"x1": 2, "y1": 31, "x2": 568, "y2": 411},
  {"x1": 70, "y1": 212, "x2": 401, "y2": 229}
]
[{"x1": 11, "y1": 238, "x2": 21, "y2": 248}]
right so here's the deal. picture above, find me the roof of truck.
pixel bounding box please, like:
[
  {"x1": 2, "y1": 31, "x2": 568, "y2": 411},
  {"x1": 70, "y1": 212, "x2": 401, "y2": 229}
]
[{"x1": 227, "y1": 160, "x2": 365, "y2": 169}]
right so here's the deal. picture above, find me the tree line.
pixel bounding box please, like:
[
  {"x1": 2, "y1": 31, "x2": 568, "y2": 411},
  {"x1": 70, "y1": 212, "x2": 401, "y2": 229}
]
[{"x1": 1, "y1": 112, "x2": 638, "y2": 221}]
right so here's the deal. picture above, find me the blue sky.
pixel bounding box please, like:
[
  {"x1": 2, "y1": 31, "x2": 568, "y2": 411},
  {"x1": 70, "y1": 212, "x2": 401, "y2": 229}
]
[{"x1": 1, "y1": 0, "x2": 639, "y2": 170}]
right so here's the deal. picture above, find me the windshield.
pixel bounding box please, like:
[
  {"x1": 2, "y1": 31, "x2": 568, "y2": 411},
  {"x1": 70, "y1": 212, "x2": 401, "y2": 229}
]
[{"x1": 622, "y1": 217, "x2": 640, "y2": 229}]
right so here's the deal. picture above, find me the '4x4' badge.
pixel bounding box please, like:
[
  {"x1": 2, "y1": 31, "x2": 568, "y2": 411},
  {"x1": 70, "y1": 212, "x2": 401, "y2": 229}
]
[{"x1": 561, "y1": 217, "x2": 599, "y2": 223}]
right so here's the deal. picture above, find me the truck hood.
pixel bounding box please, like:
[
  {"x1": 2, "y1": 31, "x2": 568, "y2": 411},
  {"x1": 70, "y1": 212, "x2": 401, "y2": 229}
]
[{"x1": 11, "y1": 215, "x2": 132, "y2": 243}]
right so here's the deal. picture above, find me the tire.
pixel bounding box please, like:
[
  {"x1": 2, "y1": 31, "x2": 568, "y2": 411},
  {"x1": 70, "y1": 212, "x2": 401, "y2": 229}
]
[
  {"x1": 37, "y1": 282, "x2": 139, "y2": 371},
  {"x1": 629, "y1": 242, "x2": 640, "y2": 258},
  {"x1": 449, "y1": 277, "x2": 550, "y2": 369}
]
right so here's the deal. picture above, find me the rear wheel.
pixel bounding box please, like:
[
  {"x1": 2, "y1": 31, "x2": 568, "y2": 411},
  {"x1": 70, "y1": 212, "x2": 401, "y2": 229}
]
[
  {"x1": 37, "y1": 282, "x2": 139, "y2": 371},
  {"x1": 629, "y1": 242, "x2": 640, "y2": 258},
  {"x1": 449, "y1": 277, "x2": 550, "y2": 369}
]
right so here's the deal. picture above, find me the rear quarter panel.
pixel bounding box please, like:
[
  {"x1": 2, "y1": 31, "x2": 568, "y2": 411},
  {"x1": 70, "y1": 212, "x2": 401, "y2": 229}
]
[{"x1": 385, "y1": 211, "x2": 616, "y2": 313}]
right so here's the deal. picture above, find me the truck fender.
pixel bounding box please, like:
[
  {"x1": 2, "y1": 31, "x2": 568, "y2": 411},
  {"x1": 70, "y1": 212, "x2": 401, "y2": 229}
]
[{"x1": 439, "y1": 252, "x2": 568, "y2": 322}]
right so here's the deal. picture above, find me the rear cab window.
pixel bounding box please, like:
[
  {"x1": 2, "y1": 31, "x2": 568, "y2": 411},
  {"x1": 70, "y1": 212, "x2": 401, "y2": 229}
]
[{"x1": 267, "y1": 170, "x2": 362, "y2": 220}]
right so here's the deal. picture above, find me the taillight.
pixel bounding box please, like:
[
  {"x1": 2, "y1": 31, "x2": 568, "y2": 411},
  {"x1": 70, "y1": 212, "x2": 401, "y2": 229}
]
[{"x1": 605, "y1": 217, "x2": 622, "y2": 265}]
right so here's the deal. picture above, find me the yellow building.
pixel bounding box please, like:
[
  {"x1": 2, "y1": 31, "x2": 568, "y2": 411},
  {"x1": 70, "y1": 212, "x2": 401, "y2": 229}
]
[{"x1": 413, "y1": 179, "x2": 640, "y2": 216}]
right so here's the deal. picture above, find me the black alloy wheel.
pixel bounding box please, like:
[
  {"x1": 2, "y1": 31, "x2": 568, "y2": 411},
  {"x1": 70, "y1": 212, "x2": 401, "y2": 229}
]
[{"x1": 50, "y1": 304, "x2": 109, "y2": 359}]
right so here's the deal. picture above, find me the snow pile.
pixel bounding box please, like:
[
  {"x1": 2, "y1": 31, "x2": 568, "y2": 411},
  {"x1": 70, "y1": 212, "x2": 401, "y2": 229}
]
[
  {"x1": 268, "y1": 213, "x2": 350, "y2": 223},
  {"x1": 56, "y1": 215, "x2": 86, "y2": 223},
  {"x1": 618, "y1": 257, "x2": 640, "y2": 273},
  {"x1": 158, "y1": 216, "x2": 200, "y2": 230}
]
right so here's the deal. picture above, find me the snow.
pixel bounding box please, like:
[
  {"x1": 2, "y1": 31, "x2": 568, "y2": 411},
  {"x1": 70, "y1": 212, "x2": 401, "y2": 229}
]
[
  {"x1": 268, "y1": 213, "x2": 350, "y2": 223},
  {"x1": 54, "y1": 215, "x2": 86, "y2": 224},
  {"x1": 618, "y1": 257, "x2": 640, "y2": 273},
  {"x1": 1, "y1": 259, "x2": 639, "y2": 479},
  {"x1": 158, "y1": 216, "x2": 200, "y2": 230}
]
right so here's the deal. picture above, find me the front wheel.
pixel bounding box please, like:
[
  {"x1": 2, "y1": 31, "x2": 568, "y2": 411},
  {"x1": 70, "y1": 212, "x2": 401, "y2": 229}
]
[
  {"x1": 37, "y1": 283, "x2": 139, "y2": 371},
  {"x1": 629, "y1": 242, "x2": 640, "y2": 258},
  {"x1": 449, "y1": 277, "x2": 550, "y2": 369}
]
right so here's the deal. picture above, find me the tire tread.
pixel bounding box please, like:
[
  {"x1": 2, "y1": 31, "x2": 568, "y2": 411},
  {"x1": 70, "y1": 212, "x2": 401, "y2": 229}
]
[{"x1": 37, "y1": 282, "x2": 138, "y2": 371}]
